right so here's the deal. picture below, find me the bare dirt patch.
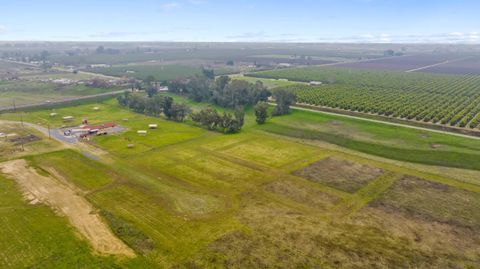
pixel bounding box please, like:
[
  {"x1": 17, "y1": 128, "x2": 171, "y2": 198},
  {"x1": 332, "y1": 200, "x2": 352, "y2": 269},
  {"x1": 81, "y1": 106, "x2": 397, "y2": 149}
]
[
  {"x1": 9, "y1": 134, "x2": 41, "y2": 145},
  {"x1": 0, "y1": 159, "x2": 135, "y2": 257},
  {"x1": 293, "y1": 157, "x2": 384, "y2": 193},
  {"x1": 264, "y1": 180, "x2": 340, "y2": 210},
  {"x1": 370, "y1": 176, "x2": 480, "y2": 230}
]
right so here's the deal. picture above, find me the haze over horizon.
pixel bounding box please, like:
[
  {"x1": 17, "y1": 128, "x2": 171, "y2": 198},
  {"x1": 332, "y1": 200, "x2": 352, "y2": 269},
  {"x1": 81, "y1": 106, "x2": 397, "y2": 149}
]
[{"x1": 0, "y1": 0, "x2": 479, "y2": 43}]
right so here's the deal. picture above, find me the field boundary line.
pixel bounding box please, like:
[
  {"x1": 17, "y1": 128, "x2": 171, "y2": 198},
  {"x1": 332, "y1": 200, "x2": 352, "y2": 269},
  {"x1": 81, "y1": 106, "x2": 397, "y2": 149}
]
[{"x1": 330, "y1": 172, "x2": 400, "y2": 219}]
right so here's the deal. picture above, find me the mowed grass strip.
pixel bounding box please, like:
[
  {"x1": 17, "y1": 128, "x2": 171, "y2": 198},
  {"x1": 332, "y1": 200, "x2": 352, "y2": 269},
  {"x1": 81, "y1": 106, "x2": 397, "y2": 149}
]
[
  {"x1": 27, "y1": 149, "x2": 114, "y2": 190},
  {"x1": 221, "y1": 135, "x2": 318, "y2": 168}
]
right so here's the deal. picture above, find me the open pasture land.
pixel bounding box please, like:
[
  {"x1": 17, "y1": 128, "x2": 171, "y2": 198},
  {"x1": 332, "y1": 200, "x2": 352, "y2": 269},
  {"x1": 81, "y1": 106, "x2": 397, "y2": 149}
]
[
  {"x1": 1, "y1": 98, "x2": 480, "y2": 267},
  {"x1": 0, "y1": 121, "x2": 64, "y2": 162},
  {"x1": 250, "y1": 67, "x2": 480, "y2": 129}
]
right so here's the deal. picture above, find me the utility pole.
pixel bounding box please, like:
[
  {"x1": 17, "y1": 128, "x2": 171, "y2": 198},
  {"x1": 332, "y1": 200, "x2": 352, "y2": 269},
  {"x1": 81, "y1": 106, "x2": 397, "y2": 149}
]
[{"x1": 48, "y1": 124, "x2": 51, "y2": 139}]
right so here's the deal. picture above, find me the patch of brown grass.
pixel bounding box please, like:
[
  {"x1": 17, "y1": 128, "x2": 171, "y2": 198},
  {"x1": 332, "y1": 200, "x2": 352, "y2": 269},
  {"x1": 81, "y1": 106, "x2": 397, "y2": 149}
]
[
  {"x1": 370, "y1": 176, "x2": 480, "y2": 230},
  {"x1": 294, "y1": 157, "x2": 384, "y2": 193},
  {"x1": 264, "y1": 179, "x2": 340, "y2": 210}
]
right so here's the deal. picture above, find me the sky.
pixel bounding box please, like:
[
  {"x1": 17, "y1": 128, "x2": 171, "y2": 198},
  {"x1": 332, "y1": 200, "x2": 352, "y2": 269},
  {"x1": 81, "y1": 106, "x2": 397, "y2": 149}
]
[{"x1": 0, "y1": 0, "x2": 479, "y2": 43}]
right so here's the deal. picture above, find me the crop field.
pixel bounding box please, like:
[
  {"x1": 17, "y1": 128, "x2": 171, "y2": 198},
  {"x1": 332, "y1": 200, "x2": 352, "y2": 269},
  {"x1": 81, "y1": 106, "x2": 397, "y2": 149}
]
[
  {"x1": 0, "y1": 96, "x2": 479, "y2": 268},
  {"x1": 333, "y1": 54, "x2": 461, "y2": 72},
  {"x1": 230, "y1": 75, "x2": 303, "y2": 88},
  {"x1": 0, "y1": 80, "x2": 120, "y2": 109},
  {"x1": 419, "y1": 56, "x2": 480, "y2": 75},
  {"x1": 250, "y1": 67, "x2": 480, "y2": 129},
  {"x1": 88, "y1": 64, "x2": 204, "y2": 81}
]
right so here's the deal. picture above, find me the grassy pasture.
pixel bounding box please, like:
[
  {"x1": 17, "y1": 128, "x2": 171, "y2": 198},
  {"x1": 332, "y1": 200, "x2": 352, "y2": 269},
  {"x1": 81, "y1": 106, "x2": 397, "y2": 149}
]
[{"x1": 1, "y1": 97, "x2": 480, "y2": 267}]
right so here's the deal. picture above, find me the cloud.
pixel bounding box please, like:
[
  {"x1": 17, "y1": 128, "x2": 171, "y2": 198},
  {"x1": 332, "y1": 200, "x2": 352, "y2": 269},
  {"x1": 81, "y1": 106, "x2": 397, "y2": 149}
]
[
  {"x1": 160, "y1": 2, "x2": 180, "y2": 11},
  {"x1": 0, "y1": 25, "x2": 7, "y2": 34},
  {"x1": 89, "y1": 31, "x2": 156, "y2": 39},
  {"x1": 188, "y1": 0, "x2": 207, "y2": 4}
]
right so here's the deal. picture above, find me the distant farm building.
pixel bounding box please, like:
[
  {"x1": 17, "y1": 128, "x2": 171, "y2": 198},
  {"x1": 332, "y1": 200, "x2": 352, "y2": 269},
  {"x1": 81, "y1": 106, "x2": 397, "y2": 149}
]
[
  {"x1": 89, "y1": 64, "x2": 110, "y2": 68},
  {"x1": 148, "y1": 124, "x2": 158, "y2": 129},
  {"x1": 137, "y1": 130, "x2": 147, "y2": 135},
  {"x1": 309, "y1": 81, "x2": 322, "y2": 86},
  {"x1": 63, "y1": 116, "x2": 74, "y2": 122}
]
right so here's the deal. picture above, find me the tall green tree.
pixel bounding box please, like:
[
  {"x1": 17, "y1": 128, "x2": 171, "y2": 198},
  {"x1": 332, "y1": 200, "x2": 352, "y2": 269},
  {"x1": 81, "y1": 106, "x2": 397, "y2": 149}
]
[
  {"x1": 272, "y1": 89, "x2": 296, "y2": 116},
  {"x1": 254, "y1": 101, "x2": 269, "y2": 124}
]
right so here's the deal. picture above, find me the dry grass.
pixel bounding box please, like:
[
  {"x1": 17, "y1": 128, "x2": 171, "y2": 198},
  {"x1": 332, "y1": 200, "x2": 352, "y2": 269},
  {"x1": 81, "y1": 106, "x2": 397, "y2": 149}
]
[
  {"x1": 294, "y1": 157, "x2": 384, "y2": 192},
  {"x1": 264, "y1": 179, "x2": 340, "y2": 210},
  {"x1": 370, "y1": 176, "x2": 480, "y2": 230}
]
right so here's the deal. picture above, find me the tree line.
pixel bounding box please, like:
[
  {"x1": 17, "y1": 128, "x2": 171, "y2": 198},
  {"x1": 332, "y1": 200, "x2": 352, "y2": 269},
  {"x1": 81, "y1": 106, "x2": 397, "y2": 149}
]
[
  {"x1": 167, "y1": 73, "x2": 271, "y2": 108},
  {"x1": 117, "y1": 71, "x2": 297, "y2": 133},
  {"x1": 117, "y1": 90, "x2": 246, "y2": 133}
]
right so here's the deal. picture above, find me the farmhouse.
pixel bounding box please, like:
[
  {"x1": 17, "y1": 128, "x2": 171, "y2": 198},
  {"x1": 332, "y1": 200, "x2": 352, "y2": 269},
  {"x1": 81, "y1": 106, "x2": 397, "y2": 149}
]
[
  {"x1": 89, "y1": 64, "x2": 110, "y2": 68},
  {"x1": 65, "y1": 122, "x2": 117, "y2": 137}
]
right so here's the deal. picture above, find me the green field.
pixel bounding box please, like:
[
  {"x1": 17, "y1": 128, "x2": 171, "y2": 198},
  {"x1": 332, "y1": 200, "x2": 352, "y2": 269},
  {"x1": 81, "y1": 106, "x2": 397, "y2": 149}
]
[
  {"x1": 89, "y1": 65, "x2": 203, "y2": 81},
  {"x1": 1, "y1": 96, "x2": 480, "y2": 268},
  {"x1": 0, "y1": 80, "x2": 120, "y2": 108},
  {"x1": 249, "y1": 67, "x2": 480, "y2": 129}
]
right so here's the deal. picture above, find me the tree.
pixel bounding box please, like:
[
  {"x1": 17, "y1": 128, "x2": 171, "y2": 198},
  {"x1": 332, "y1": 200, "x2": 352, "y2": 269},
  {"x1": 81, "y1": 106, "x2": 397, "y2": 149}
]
[
  {"x1": 201, "y1": 67, "x2": 215, "y2": 80},
  {"x1": 191, "y1": 107, "x2": 222, "y2": 130},
  {"x1": 186, "y1": 75, "x2": 211, "y2": 102},
  {"x1": 272, "y1": 89, "x2": 296, "y2": 116},
  {"x1": 146, "y1": 87, "x2": 158, "y2": 98},
  {"x1": 254, "y1": 101, "x2": 269, "y2": 124},
  {"x1": 96, "y1": 46, "x2": 105, "y2": 54},
  {"x1": 162, "y1": 96, "x2": 174, "y2": 119},
  {"x1": 234, "y1": 106, "x2": 245, "y2": 127},
  {"x1": 170, "y1": 103, "x2": 190, "y2": 122},
  {"x1": 145, "y1": 75, "x2": 156, "y2": 86}
]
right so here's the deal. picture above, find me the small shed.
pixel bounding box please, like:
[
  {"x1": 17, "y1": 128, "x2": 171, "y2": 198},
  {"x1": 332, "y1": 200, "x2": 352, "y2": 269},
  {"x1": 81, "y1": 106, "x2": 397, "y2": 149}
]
[
  {"x1": 63, "y1": 116, "x2": 74, "y2": 122},
  {"x1": 148, "y1": 124, "x2": 158, "y2": 129},
  {"x1": 93, "y1": 107, "x2": 100, "y2": 111},
  {"x1": 137, "y1": 130, "x2": 147, "y2": 135},
  {"x1": 50, "y1": 112, "x2": 58, "y2": 117},
  {"x1": 127, "y1": 144, "x2": 134, "y2": 148},
  {"x1": 309, "y1": 81, "x2": 322, "y2": 86}
]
